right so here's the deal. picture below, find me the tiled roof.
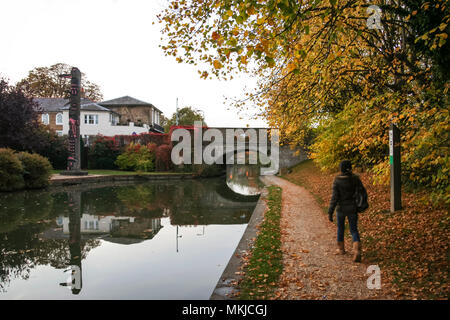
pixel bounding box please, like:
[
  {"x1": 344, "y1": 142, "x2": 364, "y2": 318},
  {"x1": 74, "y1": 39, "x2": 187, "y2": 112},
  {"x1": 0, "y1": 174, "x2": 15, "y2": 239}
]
[
  {"x1": 100, "y1": 95, "x2": 162, "y2": 112},
  {"x1": 60, "y1": 102, "x2": 114, "y2": 113},
  {"x1": 34, "y1": 97, "x2": 93, "y2": 112}
]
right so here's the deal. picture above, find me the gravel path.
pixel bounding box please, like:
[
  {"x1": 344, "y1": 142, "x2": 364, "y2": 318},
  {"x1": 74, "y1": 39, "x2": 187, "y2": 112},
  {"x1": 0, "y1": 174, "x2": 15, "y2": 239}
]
[{"x1": 261, "y1": 175, "x2": 392, "y2": 300}]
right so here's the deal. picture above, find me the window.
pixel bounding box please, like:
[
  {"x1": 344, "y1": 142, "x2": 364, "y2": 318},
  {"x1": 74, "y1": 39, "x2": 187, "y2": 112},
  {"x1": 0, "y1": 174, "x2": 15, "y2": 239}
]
[
  {"x1": 153, "y1": 109, "x2": 159, "y2": 125},
  {"x1": 84, "y1": 114, "x2": 98, "y2": 125},
  {"x1": 56, "y1": 113, "x2": 63, "y2": 125},
  {"x1": 41, "y1": 113, "x2": 49, "y2": 125},
  {"x1": 56, "y1": 131, "x2": 63, "y2": 136}
]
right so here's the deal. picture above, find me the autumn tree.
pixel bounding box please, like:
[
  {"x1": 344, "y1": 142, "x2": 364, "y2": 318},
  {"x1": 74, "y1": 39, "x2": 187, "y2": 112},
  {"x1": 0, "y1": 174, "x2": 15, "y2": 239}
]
[
  {"x1": 16, "y1": 63, "x2": 103, "y2": 101},
  {"x1": 159, "y1": 0, "x2": 449, "y2": 203},
  {"x1": 0, "y1": 78, "x2": 69, "y2": 168},
  {"x1": 0, "y1": 79, "x2": 41, "y2": 151},
  {"x1": 164, "y1": 106, "x2": 207, "y2": 132}
]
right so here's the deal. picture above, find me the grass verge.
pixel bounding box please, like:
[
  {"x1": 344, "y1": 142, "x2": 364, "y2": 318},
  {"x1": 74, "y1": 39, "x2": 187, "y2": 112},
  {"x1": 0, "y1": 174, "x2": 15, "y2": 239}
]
[{"x1": 239, "y1": 185, "x2": 283, "y2": 300}]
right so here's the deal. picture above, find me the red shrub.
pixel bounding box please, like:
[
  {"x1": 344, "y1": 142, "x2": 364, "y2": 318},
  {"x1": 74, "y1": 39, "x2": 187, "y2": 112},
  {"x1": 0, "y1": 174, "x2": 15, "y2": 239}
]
[
  {"x1": 147, "y1": 143, "x2": 157, "y2": 154},
  {"x1": 155, "y1": 144, "x2": 172, "y2": 171}
]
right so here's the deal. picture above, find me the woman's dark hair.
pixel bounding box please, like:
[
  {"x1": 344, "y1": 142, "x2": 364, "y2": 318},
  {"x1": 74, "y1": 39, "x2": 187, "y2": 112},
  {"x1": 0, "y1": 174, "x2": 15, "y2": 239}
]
[{"x1": 339, "y1": 160, "x2": 352, "y2": 175}]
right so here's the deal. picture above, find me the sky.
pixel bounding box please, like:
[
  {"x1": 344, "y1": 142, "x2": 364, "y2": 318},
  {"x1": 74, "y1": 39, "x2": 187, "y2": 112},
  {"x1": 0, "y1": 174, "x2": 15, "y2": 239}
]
[{"x1": 0, "y1": 0, "x2": 267, "y2": 127}]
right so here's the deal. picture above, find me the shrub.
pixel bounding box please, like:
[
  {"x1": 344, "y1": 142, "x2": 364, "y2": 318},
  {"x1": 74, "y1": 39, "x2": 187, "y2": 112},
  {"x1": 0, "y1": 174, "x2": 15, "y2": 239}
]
[
  {"x1": 155, "y1": 144, "x2": 173, "y2": 171},
  {"x1": 147, "y1": 142, "x2": 157, "y2": 154},
  {"x1": 88, "y1": 136, "x2": 120, "y2": 169},
  {"x1": 17, "y1": 152, "x2": 53, "y2": 189},
  {"x1": 115, "y1": 143, "x2": 155, "y2": 172},
  {"x1": 0, "y1": 148, "x2": 24, "y2": 191},
  {"x1": 33, "y1": 126, "x2": 69, "y2": 170}
]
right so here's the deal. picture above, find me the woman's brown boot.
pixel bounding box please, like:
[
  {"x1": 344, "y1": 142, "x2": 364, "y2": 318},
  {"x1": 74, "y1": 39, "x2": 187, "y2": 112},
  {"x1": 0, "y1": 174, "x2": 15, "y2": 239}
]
[
  {"x1": 353, "y1": 242, "x2": 361, "y2": 262},
  {"x1": 335, "y1": 241, "x2": 345, "y2": 255}
]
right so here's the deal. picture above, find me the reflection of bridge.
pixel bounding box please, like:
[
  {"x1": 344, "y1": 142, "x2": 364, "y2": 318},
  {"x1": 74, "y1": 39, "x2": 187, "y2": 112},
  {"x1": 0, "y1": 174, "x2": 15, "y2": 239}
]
[
  {"x1": 226, "y1": 165, "x2": 262, "y2": 196},
  {"x1": 168, "y1": 178, "x2": 258, "y2": 226}
]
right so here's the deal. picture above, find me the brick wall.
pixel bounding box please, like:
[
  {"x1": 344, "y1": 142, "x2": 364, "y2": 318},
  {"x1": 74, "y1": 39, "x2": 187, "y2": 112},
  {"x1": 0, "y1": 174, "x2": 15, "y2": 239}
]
[{"x1": 39, "y1": 112, "x2": 63, "y2": 132}]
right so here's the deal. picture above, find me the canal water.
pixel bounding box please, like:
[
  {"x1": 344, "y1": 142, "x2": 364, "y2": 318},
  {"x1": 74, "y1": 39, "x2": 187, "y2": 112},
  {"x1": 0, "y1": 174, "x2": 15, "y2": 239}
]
[{"x1": 0, "y1": 174, "x2": 260, "y2": 299}]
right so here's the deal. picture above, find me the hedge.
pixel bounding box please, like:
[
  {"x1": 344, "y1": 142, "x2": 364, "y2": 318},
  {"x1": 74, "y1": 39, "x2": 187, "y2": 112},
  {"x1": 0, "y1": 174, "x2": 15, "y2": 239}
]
[
  {"x1": 17, "y1": 152, "x2": 53, "y2": 189},
  {"x1": 0, "y1": 148, "x2": 52, "y2": 191},
  {"x1": 0, "y1": 148, "x2": 25, "y2": 191}
]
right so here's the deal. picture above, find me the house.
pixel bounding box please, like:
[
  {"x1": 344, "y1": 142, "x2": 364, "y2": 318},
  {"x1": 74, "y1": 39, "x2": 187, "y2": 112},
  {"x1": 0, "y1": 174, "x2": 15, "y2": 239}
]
[
  {"x1": 56, "y1": 214, "x2": 163, "y2": 241},
  {"x1": 35, "y1": 96, "x2": 164, "y2": 138},
  {"x1": 99, "y1": 96, "x2": 164, "y2": 133},
  {"x1": 35, "y1": 97, "x2": 92, "y2": 135},
  {"x1": 59, "y1": 102, "x2": 152, "y2": 137}
]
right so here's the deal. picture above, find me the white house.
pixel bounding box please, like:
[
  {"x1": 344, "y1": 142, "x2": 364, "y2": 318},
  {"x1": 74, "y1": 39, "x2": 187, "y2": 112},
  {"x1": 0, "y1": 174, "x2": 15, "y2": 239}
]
[
  {"x1": 60, "y1": 102, "x2": 150, "y2": 138},
  {"x1": 58, "y1": 214, "x2": 136, "y2": 234},
  {"x1": 35, "y1": 97, "x2": 164, "y2": 138}
]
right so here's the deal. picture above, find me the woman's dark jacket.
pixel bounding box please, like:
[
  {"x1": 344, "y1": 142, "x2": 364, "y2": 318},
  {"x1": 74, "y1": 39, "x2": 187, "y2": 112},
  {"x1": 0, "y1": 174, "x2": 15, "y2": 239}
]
[{"x1": 328, "y1": 173, "x2": 364, "y2": 215}]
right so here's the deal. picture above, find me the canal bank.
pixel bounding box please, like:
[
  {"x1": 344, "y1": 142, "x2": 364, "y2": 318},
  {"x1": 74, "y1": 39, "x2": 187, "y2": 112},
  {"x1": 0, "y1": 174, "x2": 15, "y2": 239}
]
[{"x1": 210, "y1": 186, "x2": 269, "y2": 300}]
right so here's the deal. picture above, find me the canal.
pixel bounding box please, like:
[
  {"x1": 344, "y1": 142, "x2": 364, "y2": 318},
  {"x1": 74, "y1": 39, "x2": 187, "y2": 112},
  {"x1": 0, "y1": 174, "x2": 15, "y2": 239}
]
[{"x1": 0, "y1": 171, "x2": 261, "y2": 299}]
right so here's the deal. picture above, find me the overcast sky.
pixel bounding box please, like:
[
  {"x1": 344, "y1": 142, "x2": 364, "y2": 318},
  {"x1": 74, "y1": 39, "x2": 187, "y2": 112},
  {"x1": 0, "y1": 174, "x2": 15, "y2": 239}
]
[{"x1": 0, "y1": 0, "x2": 267, "y2": 127}]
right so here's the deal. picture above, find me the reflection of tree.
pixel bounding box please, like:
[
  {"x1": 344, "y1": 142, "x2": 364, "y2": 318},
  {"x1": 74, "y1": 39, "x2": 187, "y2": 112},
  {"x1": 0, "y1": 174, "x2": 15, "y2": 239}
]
[
  {"x1": 0, "y1": 189, "x2": 100, "y2": 293},
  {"x1": 116, "y1": 185, "x2": 156, "y2": 211},
  {"x1": 0, "y1": 221, "x2": 99, "y2": 292},
  {"x1": 0, "y1": 191, "x2": 54, "y2": 234},
  {"x1": 0, "y1": 177, "x2": 259, "y2": 293}
]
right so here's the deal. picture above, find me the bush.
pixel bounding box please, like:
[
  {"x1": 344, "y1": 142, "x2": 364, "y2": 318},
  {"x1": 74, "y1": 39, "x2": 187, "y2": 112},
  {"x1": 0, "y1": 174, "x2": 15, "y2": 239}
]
[
  {"x1": 0, "y1": 148, "x2": 24, "y2": 191},
  {"x1": 155, "y1": 144, "x2": 173, "y2": 171},
  {"x1": 33, "y1": 126, "x2": 69, "y2": 170},
  {"x1": 115, "y1": 143, "x2": 155, "y2": 172},
  {"x1": 17, "y1": 152, "x2": 52, "y2": 189},
  {"x1": 88, "y1": 136, "x2": 120, "y2": 169}
]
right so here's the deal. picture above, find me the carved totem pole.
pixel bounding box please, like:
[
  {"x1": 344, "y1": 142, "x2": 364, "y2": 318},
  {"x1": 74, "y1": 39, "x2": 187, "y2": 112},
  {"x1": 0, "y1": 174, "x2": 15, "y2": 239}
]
[{"x1": 60, "y1": 67, "x2": 87, "y2": 175}]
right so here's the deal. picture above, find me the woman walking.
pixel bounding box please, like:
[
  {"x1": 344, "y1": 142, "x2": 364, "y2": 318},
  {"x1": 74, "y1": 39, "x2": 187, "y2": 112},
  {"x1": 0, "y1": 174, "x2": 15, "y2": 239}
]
[{"x1": 328, "y1": 160, "x2": 366, "y2": 262}]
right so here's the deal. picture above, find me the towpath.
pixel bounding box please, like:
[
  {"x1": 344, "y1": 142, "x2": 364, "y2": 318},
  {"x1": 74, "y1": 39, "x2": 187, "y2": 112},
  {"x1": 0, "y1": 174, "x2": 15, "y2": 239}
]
[{"x1": 260, "y1": 175, "x2": 391, "y2": 299}]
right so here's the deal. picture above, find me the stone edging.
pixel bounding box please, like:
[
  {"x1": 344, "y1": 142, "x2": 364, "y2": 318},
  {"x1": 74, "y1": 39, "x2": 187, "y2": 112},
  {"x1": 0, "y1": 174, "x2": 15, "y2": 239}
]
[
  {"x1": 49, "y1": 173, "x2": 197, "y2": 187},
  {"x1": 209, "y1": 187, "x2": 268, "y2": 300}
]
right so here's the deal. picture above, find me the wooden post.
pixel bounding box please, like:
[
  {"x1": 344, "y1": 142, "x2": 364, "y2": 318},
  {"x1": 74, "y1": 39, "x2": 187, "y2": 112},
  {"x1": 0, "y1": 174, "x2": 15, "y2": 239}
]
[{"x1": 389, "y1": 123, "x2": 402, "y2": 212}]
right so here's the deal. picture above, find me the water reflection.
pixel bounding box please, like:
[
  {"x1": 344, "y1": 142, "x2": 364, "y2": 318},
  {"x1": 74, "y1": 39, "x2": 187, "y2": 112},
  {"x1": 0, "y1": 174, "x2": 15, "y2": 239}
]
[
  {"x1": 226, "y1": 165, "x2": 263, "y2": 196},
  {"x1": 0, "y1": 178, "x2": 259, "y2": 299},
  {"x1": 59, "y1": 192, "x2": 82, "y2": 294}
]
